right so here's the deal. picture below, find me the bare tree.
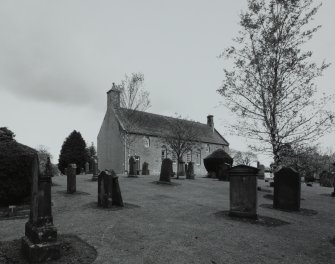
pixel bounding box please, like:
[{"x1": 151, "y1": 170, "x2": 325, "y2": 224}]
[
  {"x1": 218, "y1": 0, "x2": 334, "y2": 165},
  {"x1": 162, "y1": 115, "x2": 201, "y2": 178},
  {"x1": 115, "y1": 72, "x2": 151, "y2": 155},
  {"x1": 230, "y1": 149, "x2": 258, "y2": 166}
]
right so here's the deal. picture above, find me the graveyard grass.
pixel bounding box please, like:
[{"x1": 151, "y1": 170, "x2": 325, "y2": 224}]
[{"x1": 1, "y1": 174, "x2": 335, "y2": 264}]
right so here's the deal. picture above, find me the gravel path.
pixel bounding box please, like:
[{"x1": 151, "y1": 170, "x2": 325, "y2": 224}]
[{"x1": 0, "y1": 174, "x2": 334, "y2": 264}]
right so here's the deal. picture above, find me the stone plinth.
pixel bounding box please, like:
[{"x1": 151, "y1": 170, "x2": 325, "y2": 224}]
[
  {"x1": 98, "y1": 170, "x2": 124, "y2": 208},
  {"x1": 159, "y1": 158, "x2": 173, "y2": 182},
  {"x1": 21, "y1": 155, "x2": 61, "y2": 263},
  {"x1": 274, "y1": 167, "x2": 301, "y2": 211},
  {"x1": 66, "y1": 164, "x2": 77, "y2": 194},
  {"x1": 229, "y1": 165, "x2": 258, "y2": 219}
]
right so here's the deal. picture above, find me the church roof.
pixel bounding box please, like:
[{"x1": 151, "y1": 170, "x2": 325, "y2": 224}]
[{"x1": 115, "y1": 108, "x2": 229, "y2": 146}]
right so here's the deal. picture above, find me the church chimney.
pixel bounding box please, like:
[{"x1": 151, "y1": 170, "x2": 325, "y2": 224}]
[
  {"x1": 207, "y1": 115, "x2": 214, "y2": 132},
  {"x1": 107, "y1": 83, "x2": 121, "y2": 109}
]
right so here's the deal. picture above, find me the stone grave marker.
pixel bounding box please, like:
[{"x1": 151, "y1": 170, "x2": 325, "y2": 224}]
[
  {"x1": 159, "y1": 158, "x2": 173, "y2": 182},
  {"x1": 98, "y1": 170, "x2": 124, "y2": 208},
  {"x1": 186, "y1": 162, "x2": 195, "y2": 179},
  {"x1": 92, "y1": 158, "x2": 98, "y2": 181},
  {"x1": 229, "y1": 165, "x2": 258, "y2": 219},
  {"x1": 128, "y1": 156, "x2": 136, "y2": 176},
  {"x1": 273, "y1": 167, "x2": 301, "y2": 211},
  {"x1": 21, "y1": 155, "x2": 61, "y2": 262},
  {"x1": 67, "y1": 163, "x2": 77, "y2": 194},
  {"x1": 142, "y1": 162, "x2": 149, "y2": 175},
  {"x1": 85, "y1": 162, "x2": 89, "y2": 174}
]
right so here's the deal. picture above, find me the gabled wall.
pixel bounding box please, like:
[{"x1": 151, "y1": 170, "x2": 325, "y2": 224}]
[{"x1": 97, "y1": 106, "x2": 125, "y2": 173}]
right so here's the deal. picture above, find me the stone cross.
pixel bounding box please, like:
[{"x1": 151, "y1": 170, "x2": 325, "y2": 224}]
[{"x1": 21, "y1": 155, "x2": 60, "y2": 262}]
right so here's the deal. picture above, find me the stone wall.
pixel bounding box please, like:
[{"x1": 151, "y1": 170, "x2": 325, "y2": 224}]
[
  {"x1": 126, "y1": 134, "x2": 229, "y2": 176},
  {"x1": 97, "y1": 106, "x2": 125, "y2": 174}
]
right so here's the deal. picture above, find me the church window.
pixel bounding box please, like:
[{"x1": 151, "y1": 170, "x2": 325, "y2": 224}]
[
  {"x1": 196, "y1": 150, "x2": 201, "y2": 165},
  {"x1": 186, "y1": 151, "x2": 192, "y2": 162},
  {"x1": 205, "y1": 144, "x2": 210, "y2": 152},
  {"x1": 144, "y1": 136, "x2": 150, "y2": 148}
]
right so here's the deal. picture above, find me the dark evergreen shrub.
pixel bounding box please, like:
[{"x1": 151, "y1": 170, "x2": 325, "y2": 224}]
[
  {"x1": 0, "y1": 127, "x2": 37, "y2": 206},
  {"x1": 58, "y1": 130, "x2": 88, "y2": 174}
]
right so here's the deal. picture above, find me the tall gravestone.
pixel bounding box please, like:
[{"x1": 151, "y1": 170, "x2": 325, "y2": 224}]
[
  {"x1": 66, "y1": 164, "x2": 76, "y2": 194},
  {"x1": 128, "y1": 156, "x2": 137, "y2": 177},
  {"x1": 92, "y1": 158, "x2": 98, "y2": 181},
  {"x1": 85, "y1": 162, "x2": 89, "y2": 174},
  {"x1": 273, "y1": 167, "x2": 301, "y2": 211},
  {"x1": 98, "y1": 170, "x2": 124, "y2": 208},
  {"x1": 159, "y1": 158, "x2": 173, "y2": 182},
  {"x1": 22, "y1": 155, "x2": 60, "y2": 262},
  {"x1": 142, "y1": 162, "x2": 149, "y2": 175},
  {"x1": 186, "y1": 162, "x2": 195, "y2": 179},
  {"x1": 229, "y1": 165, "x2": 258, "y2": 219}
]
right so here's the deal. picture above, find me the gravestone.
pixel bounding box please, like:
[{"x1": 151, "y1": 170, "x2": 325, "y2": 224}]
[
  {"x1": 273, "y1": 167, "x2": 301, "y2": 211},
  {"x1": 128, "y1": 156, "x2": 137, "y2": 177},
  {"x1": 98, "y1": 170, "x2": 124, "y2": 208},
  {"x1": 92, "y1": 158, "x2": 98, "y2": 181},
  {"x1": 229, "y1": 165, "x2": 258, "y2": 219},
  {"x1": 177, "y1": 161, "x2": 185, "y2": 177},
  {"x1": 142, "y1": 162, "x2": 149, "y2": 175},
  {"x1": 22, "y1": 155, "x2": 61, "y2": 263},
  {"x1": 85, "y1": 162, "x2": 89, "y2": 174},
  {"x1": 159, "y1": 158, "x2": 173, "y2": 182},
  {"x1": 204, "y1": 149, "x2": 233, "y2": 180},
  {"x1": 186, "y1": 162, "x2": 195, "y2": 179},
  {"x1": 66, "y1": 164, "x2": 77, "y2": 194}
]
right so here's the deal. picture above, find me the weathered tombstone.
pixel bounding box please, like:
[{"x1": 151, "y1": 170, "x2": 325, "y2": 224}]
[
  {"x1": 177, "y1": 161, "x2": 185, "y2": 177},
  {"x1": 81, "y1": 167, "x2": 85, "y2": 174},
  {"x1": 134, "y1": 156, "x2": 141, "y2": 175},
  {"x1": 204, "y1": 149, "x2": 233, "y2": 180},
  {"x1": 229, "y1": 165, "x2": 258, "y2": 219},
  {"x1": 98, "y1": 170, "x2": 124, "y2": 208},
  {"x1": 186, "y1": 162, "x2": 195, "y2": 179},
  {"x1": 85, "y1": 162, "x2": 89, "y2": 174},
  {"x1": 142, "y1": 162, "x2": 149, "y2": 175},
  {"x1": 128, "y1": 156, "x2": 137, "y2": 177},
  {"x1": 159, "y1": 158, "x2": 173, "y2": 182},
  {"x1": 273, "y1": 167, "x2": 301, "y2": 211},
  {"x1": 92, "y1": 158, "x2": 98, "y2": 181},
  {"x1": 66, "y1": 163, "x2": 77, "y2": 194},
  {"x1": 22, "y1": 154, "x2": 61, "y2": 263}
]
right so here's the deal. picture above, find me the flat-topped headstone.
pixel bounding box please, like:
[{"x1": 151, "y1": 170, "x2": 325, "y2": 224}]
[
  {"x1": 67, "y1": 163, "x2": 77, "y2": 194},
  {"x1": 229, "y1": 165, "x2": 258, "y2": 219},
  {"x1": 142, "y1": 162, "x2": 149, "y2": 175},
  {"x1": 128, "y1": 156, "x2": 136, "y2": 176},
  {"x1": 273, "y1": 167, "x2": 301, "y2": 211},
  {"x1": 98, "y1": 170, "x2": 124, "y2": 208},
  {"x1": 159, "y1": 158, "x2": 173, "y2": 182},
  {"x1": 21, "y1": 155, "x2": 60, "y2": 263}
]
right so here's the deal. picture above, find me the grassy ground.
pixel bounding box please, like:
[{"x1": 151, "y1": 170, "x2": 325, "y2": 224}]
[{"x1": 0, "y1": 173, "x2": 334, "y2": 264}]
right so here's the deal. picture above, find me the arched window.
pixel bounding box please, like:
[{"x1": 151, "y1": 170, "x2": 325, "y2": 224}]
[
  {"x1": 143, "y1": 136, "x2": 150, "y2": 148},
  {"x1": 161, "y1": 145, "x2": 167, "y2": 160},
  {"x1": 196, "y1": 149, "x2": 201, "y2": 165}
]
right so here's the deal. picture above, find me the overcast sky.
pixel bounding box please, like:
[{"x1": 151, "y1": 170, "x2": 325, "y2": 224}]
[{"x1": 0, "y1": 0, "x2": 334, "y2": 166}]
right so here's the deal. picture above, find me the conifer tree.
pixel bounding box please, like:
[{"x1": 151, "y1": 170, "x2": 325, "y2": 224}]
[{"x1": 58, "y1": 130, "x2": 88, "y2": 174}]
